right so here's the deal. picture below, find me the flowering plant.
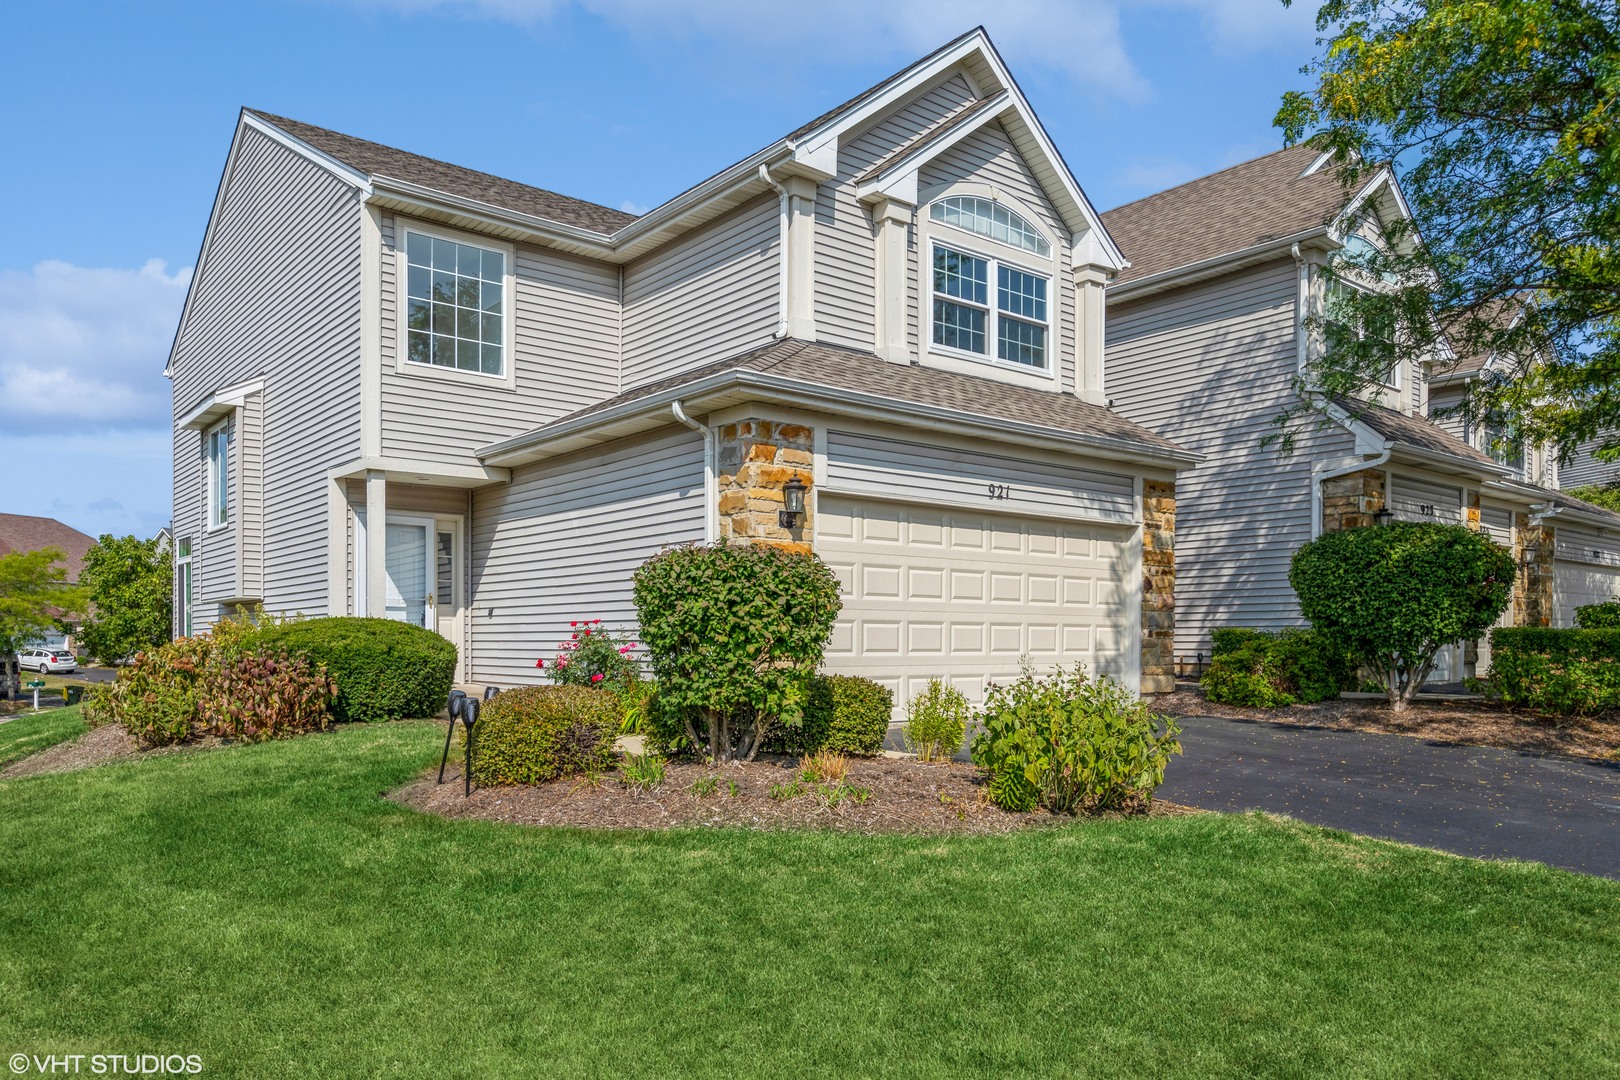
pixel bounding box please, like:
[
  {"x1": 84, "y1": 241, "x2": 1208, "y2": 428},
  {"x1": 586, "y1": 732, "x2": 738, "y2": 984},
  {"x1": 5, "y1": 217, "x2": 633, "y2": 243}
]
[{"x1": 537, "y1": 620, "x2": 641, "y2": 689}]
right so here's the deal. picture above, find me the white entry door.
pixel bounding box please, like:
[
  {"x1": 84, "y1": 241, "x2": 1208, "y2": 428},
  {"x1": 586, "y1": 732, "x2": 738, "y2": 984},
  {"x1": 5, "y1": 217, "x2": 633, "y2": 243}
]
[
  {"x1": 817, "y1": 495, "x2": 1137, "y2": 718},
  {"x1": 385, "y1": 519, "x2": 434, "y2": 628}
]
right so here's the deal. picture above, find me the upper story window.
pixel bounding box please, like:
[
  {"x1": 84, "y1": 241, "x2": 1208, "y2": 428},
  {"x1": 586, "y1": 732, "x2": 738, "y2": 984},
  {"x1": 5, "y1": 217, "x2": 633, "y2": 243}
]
[
  {"x1": 1326, "y1": 278, "x2": 1400, "y2": 391},
  {"x1": 205, "y1": 421, "x2": 230, "y2": 530},
  {"x1": 931, "y1": 245, "x2": 1050, "y2": 370},
  {"x1": 930, "y1": 196, "x2": 1051, "y2": 258},
  {"x1": 1483, "y1": 411, "x2": 1525, "y2": 474},
  {"x1": 404, "y1": 230, "x2": 505, "y2": 377}
]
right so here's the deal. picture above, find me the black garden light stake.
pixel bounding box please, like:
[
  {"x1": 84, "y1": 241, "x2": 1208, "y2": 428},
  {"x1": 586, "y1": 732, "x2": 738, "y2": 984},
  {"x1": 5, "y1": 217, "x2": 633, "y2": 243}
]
[
  {"x1": 483, "y1": 685, "x2": 502, "y2": 702},
  {"x1": 461, "y1": 697, "x2": 481, "y2": 797},
  {"x1": 439, "y1": 690, "x2": 467, "y2": 784}
]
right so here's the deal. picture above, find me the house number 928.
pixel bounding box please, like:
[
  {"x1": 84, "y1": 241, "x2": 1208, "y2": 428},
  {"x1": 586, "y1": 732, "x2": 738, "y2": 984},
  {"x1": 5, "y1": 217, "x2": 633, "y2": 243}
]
[{"x1": 986, "y1": 483, "x2": 1012, "y2": 500}]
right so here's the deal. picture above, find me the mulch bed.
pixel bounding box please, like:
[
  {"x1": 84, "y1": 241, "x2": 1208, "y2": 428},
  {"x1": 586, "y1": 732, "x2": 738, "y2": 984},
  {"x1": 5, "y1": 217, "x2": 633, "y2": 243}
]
[
  {"x1": 0, "y1": 725, "x2": 229, "y2": 780},
  {"x1": 392, "y1": 754, "x2": 1201, "y2": 836},
  {"x1": 1156, "y1": 683, "x2": 1620, "y2": 762}
]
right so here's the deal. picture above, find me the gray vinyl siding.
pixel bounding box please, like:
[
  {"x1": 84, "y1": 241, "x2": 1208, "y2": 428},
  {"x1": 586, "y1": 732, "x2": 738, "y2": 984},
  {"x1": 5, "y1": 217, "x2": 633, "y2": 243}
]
[
  {"x1": 172, "y1": 425, "x2": 201, "y2": 637},
  {"x1": 170, "y1": 122, "x2": 363, "y2": 629},
  {"x1": 238, "y1": 391, "x2": 266, "y2": 598},
  {"x1": 467, "y1": 426, "x2": 706, "y2": 683},
  {"x1": 919, "y1": 122, "x2": 1077, "y2": 393},
  {"x1": 815, "y1": 73, "x2": 978, "y2": 352},
  {"x1": 621, "y1": 195, "x2": 779, "y2": 388},
  {"x1": 1427, "y1": 385, "x2": 1469, "y2": 442},
  {"x1": 378, "y1": 214, "x2": 621, "y2": 466},
  {"x1": 1107, "y1": 258, "x2": 1356, "y2": 660},
  {"x1": 1560, "y1": 437, "x2": 1620, "y2": 491}
]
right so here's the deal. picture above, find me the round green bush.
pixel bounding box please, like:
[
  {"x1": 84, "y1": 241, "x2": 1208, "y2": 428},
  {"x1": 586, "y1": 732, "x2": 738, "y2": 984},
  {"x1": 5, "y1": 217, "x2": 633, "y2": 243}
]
[
  {"x1": 1201, "y1": 628, "x2": 1352, "y2": 707},
  {"x1": 256, "y1": 617, "x2": 456, "y2": 723},
  {"x1": 470, "y1": 685, "x2": 620, "y2": 785},
  {"x1": 1575, "y1": 601, "x2": 1620, "y2": 629},
  {"x1": 765, "y1": 674, "x2": 893, "y2": 756}
]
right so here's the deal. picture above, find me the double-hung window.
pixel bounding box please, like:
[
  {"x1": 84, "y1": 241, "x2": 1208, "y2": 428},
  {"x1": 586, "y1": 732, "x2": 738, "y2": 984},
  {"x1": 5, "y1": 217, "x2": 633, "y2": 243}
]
[
  {"x1": 1326, "y1": 278, "x2": 1400, "y2": 391},
  {"x1": 176, "y1": 538, "x2": 193, "y2": 638},
  {"x1": 205, "y1": 422, "x2": 230, "y2": 530},
  {"x1": 931, "y1": 245, "x2": 1050, "y2": 369},
  {"x1": 404, "y1": 230, "x2": 506, "y2": 376},
  {"x1": 1483, "y1": 412, "x2": 1525, "y2": 474}
]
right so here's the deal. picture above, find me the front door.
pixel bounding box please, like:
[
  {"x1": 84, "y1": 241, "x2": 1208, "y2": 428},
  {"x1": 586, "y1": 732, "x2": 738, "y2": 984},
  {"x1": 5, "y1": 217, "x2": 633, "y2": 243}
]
[{"x1": 384, "y1": 519, "x2": 433, "y2": 628}]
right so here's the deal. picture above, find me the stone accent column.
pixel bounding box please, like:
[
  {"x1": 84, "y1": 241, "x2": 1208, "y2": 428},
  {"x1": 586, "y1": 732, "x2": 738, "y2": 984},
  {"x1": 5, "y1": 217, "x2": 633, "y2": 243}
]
[
  {"x1": 1513, "y1": 513, "x2": 1555, "y2": 626},
  {"x1": 715, "y1": 419, "x2": 815, "y2": 555},
  {"x1": 1320, "y1": 468, "x2": 1386, "y2": 532},
  {"x1": 1141, "y1": 480, "x2": 1176, "y2": 695},
  {"x1": 1465, "y1": 491, "x2": 1481, "y2": 532}
]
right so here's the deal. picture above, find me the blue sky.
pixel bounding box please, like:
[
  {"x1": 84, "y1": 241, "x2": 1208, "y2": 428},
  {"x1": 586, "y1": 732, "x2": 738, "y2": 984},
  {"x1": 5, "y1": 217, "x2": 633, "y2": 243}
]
[{"x1": 0, "y1": 0, "x2": 1321, "y2": 540}]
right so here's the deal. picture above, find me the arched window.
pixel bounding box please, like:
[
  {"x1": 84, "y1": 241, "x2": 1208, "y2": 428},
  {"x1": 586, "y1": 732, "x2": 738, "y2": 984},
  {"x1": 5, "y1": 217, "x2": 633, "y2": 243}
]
[{"x1": 929, "y1": 196, "x2": 1051, "y2": 257}]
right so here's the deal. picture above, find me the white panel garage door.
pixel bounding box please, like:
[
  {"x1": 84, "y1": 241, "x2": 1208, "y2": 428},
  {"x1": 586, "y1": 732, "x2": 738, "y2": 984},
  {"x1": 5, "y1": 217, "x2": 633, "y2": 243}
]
[
  {"x1": 1554, "y1": 525, "x2": 1620, "y2": 626},
  {"x1": 818, "y1": 495, "x2": 1137, "y2": 717}
]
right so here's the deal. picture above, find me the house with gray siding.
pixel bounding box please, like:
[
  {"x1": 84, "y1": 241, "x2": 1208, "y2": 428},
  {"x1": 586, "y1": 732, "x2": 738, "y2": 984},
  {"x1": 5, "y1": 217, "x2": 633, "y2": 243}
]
[
  {"x1": 167, "y1": 28, "x2": 1198, "y2": 711},
  {"x1": 1101, "y1": 146, "x2": 1620, "y2": 678}
]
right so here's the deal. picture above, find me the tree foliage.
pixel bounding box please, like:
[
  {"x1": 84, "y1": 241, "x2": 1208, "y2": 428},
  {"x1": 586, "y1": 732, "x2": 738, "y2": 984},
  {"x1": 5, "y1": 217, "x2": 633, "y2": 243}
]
[
  {"x1": 632, "y1": 543, "x2": 841, "y2": 763},
  {"x1": 1277, "y1": 0, "x2": 1620, "y2": 459},
  {"x1": 1569, "y1": 482, "x2": 1620, "y2": 512},
  {"x1": 0, "y1": 547, "x2": 88, "y2": 700},
  {"x1": 1289, "y1": 523, "x2": 1513, "y2": 709},
  {"x1": 77, "y1": 534, "x2": 173, "y2": 667}
]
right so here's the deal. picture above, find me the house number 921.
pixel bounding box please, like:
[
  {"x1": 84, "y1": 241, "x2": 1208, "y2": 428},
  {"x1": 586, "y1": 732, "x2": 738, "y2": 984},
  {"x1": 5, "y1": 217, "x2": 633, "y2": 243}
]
[{"x1": 986, "y1": 483, "x2": 1012, "y2": 500}]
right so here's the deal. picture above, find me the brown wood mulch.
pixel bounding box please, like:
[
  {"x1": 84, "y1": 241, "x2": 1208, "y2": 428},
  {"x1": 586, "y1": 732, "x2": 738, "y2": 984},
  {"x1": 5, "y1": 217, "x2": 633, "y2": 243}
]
[
  {"x1": 391, "y1": 754, "x2": 1201, "y2": 836},
  {"x1": 1155, "y1": 684, "x2": 1620, "y2": 762},
  {"x1": 0, "y1": 724, "x2": 231, "y2": 780}
]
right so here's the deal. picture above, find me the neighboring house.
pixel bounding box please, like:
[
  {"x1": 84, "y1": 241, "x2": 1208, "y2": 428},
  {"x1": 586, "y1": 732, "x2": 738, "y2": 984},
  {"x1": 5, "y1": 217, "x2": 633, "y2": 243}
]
[
  {"x1": 1100, "y1": 146, "x2": 1620, "y2": 679},
  {"x1": 0, "y1": 513, "x2": 96, "y2": 650},
  {"x1": 167, "y1": 28, "x2": 1197, "y2": 708}
]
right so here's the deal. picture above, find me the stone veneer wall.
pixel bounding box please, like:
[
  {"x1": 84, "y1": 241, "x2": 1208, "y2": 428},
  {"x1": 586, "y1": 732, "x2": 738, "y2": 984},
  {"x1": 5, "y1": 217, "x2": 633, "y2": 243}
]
[
  {"x1": 1513, "y1": 511, "x2": 1555, "y2": 627},
  {"x1": 715, "y1": 418, "x2": 814, "y2": 554},
  {"x1": 1320, "y1": 468, "x2": 1387, "y2": 532},
  {"x1": 1141, "y1": 479, "x2": 1176, "y2": 695}
]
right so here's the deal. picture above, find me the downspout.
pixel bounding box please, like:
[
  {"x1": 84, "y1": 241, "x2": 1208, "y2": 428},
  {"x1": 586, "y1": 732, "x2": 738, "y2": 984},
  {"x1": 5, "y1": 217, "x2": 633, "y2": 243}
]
[
  {"x1": 758, "y1": 164, "x2": 790, "y2": 339},
  {"x1": 672, "y1": 401, "x2": 717, "y2": 544},
  {"x1": 1312, "y1": 448, "x2": 1392, "y2": 538},
  {"x1": 1291, "y1": 243, "x2": 1310, "y2": 374}
]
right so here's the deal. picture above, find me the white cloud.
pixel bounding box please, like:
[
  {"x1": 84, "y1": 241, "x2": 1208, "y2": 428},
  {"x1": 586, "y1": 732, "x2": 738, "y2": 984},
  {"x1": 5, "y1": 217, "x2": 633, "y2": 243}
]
[
  {"x1": 0, "y1": 259, "x2": 190, "y2": 435},
  {"x1": 348, "y1": 0, "x2": 1149, "y2": 99},
  {"x1": 619, "y1": 199, "x2": 651, "y2": 215}
]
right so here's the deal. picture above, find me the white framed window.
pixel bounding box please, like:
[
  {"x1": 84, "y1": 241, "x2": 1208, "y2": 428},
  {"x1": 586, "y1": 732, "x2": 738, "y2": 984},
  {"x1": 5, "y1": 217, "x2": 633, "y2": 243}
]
[
  {"x1": 401, "y1": 226, "x2": 511, "y2": 379},
  {"x1": 930, "y1": 243, "x2": 1051, "y2": 370},
  {"x1": 1326, "y1": 278, "x2": 1400, "y2": 392},
  {"x1": 205, "y1": 420, "x2": 230, "y2": 530},
  {"x1": 930, "y1": 196, "x2": 1052, "y2": 257},
  {"x1": 176, "y1": 537, "x2": 193, "y2": 638},
  {"x1": 1483, "y1": 411, "x2": 1525, "y2": 474}
]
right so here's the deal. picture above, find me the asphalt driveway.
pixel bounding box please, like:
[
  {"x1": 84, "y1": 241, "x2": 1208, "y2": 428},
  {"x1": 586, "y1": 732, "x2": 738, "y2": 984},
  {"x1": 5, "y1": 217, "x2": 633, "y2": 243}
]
[{"x1": 1159, "y1": 716, "x2": 1620, "y2": 879}]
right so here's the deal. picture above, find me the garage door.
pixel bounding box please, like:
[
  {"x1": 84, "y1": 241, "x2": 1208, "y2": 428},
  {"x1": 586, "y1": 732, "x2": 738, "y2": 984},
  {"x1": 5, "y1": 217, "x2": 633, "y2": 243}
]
[
  {"x1": 817, "y1": 495, "x2": 1136, "y2": 718},
  {"x1": 1554, "y1": 525, "x2": 1620, "y2": 626}
]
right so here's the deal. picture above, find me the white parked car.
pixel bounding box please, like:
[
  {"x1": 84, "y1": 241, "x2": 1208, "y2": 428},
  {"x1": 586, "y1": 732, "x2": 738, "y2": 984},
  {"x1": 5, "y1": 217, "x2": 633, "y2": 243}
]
[{"x1": 15, "y1": 647, "x2": 77, "y2": 674}]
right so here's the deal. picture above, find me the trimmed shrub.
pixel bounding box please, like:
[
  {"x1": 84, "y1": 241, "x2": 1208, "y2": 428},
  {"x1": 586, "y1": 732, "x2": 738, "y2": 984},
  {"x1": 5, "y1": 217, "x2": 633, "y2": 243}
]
[
  {"x1": 256, "y1": 617, "x2": 456, "y2": 723},
  {"x1": 1290, "y1": 523, "x2": 1513, "y2": 710},
  {"x1": 971, "y1": 663, "x2": 1181, "y2": 814},
  {"x1": 1575, "y1": 601, "x2": 1620, "y2": 629},
  {"x1": 200, "y1": 649, "x2": 336, "y2": 743},
  {"x1": 903, "y1": 680, "x2": 970, "y2": 762},
  {"x1": 633, "y1": 543, "x2": 841, "y2": 762},
  {"x1": 766, "y1": 675, "x2": 892, "y2": 756},
  {"x1": 470, "y1": 685, "x2": 621, "y2": 785},
  {"x1": 1201, "y1": 628, "x2": 1353, "y2": 708},
  {"x1": 1489, "y1": 627, "x2": 1620, "y2": 715}
]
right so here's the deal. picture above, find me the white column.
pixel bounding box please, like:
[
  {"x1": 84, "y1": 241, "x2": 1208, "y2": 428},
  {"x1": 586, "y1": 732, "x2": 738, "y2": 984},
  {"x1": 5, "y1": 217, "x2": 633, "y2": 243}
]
[
  {"x1": 326, "y1": 477, "x2": 348, "y2": 617},
  {"x1": 873, "y1": 197, "x2": 914, "y2": 365},
  {"x1": 1074, "y1": 266, "x2": 1108, "y2": 405},
  {"x1": 783, "y1": 175, "x2": 819, "y2": 341},
  {"x1": 365, "y1": 470, "x2": 387, "y2": 618}
]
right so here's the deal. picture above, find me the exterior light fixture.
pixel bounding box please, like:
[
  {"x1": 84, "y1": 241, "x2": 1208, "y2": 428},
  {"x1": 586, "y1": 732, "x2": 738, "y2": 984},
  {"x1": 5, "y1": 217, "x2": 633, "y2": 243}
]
[
  {"x1": 780, "y1": 474, "x2": 808, "y2": 529},
  {"x1": 1373, "y1": 507, "x2": 1394, "y2": 526}
]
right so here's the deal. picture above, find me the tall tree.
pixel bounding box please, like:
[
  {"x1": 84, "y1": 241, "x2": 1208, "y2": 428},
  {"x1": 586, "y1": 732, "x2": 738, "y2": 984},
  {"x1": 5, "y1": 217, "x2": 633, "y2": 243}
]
[
  {"x1": 1276, "y1": 0, "x2": 1620, "y2": 459},
  {"x1": 77, "y1": 534, "x2": 173, "y2": 667},
  {"x1": 0, "y1": 547, "x2": 88, "y2": 701}
]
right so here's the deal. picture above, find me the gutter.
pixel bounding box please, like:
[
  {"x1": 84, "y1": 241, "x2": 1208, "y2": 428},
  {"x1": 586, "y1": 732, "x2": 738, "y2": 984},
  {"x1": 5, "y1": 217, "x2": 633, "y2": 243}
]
[
  {"x1": 1312, "y1": 448, "x2": 1391, "y2": 539},
  {"x1": 670, "y1": 401, "x2": 718, "y2": 544}
]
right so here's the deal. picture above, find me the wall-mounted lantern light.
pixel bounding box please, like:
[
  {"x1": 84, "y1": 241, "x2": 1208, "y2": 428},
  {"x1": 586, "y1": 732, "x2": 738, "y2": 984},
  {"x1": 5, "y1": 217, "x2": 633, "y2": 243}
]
[
  {"x1": 1373, "y1": 507, "x2": 1394, "y2": 526},
  {"x1": 780, "y1": 474, "x2": 807, "y2": 529}
]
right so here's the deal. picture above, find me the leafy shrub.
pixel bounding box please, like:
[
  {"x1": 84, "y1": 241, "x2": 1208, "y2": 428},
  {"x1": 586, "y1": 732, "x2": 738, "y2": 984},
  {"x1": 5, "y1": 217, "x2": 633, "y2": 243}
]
[
  {"x1": 1489, "y1": 627, "x2": 1620, "y2": 715},
  {"x1": 1574, "y1": 601, "x2": 1620, "y2": 629},
  {"x1": 199, "y1": 649, "x2": 336, "y2": 743},
  {"x1": 107, "y1": 637, "x2": 215, "y2": 746},
  {"x1": 971, "y1": 663, "x2": 1182, "y2": 814},
  {"x1": 1201, "y1": 628, "x2": 1353, "y2": 707},
  {"x1": 256, "y1": 617, "x2": 456, "y2": 723},
  {"x1": 633, "y1": 543, "x2": 841, "y2": 762},
  {"x1": 903, "y1": 680, "x2": 970, "y2": 762},
  {"x1": 1290, "y1": 523, "x2": 1513, "y2": 710},
  {"x1": 469, "y1": 685, "x2": 620, "y2": 785},
  {"x1": 541, "y1": 620, "x2": 642, "y2": 688},
  {"x1": 81, "y1": 683, "x2": 116, "y2": 728},
  {"x1": 619, "y1": 751, "x2": 666, "y2": 791},
  {"x1": 765, "y1": 674, "x2": 892, "y2": 756}
]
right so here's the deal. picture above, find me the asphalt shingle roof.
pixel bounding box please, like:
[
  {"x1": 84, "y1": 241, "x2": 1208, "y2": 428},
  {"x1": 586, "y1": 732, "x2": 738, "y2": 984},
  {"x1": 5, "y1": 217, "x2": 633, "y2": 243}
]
[
  {"x1": 1336, "y1": 398, "x2": 1503, "y2": 470},
  {"x1": 0, "y1": 514, "x2": 96, "y2": 583},
  {"x1": 541, "y1": 338, "x2": 1188, "y2": 458},
  {"x1": 1102, "y1": 144, "x2": 1356, "y2": 286},
  {"x1": 246, "y1": 110, "x2": 639, "y2": 235}
]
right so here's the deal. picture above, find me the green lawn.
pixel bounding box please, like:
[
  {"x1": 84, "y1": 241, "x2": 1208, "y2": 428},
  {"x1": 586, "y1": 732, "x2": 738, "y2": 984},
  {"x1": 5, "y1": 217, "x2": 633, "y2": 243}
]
[
  {"x1": 0, "y1": 721, "x2": 1616, "y2": 1079},
  {"x1": 0, "y1": 704, "x2": 85, "y2": 767}
]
